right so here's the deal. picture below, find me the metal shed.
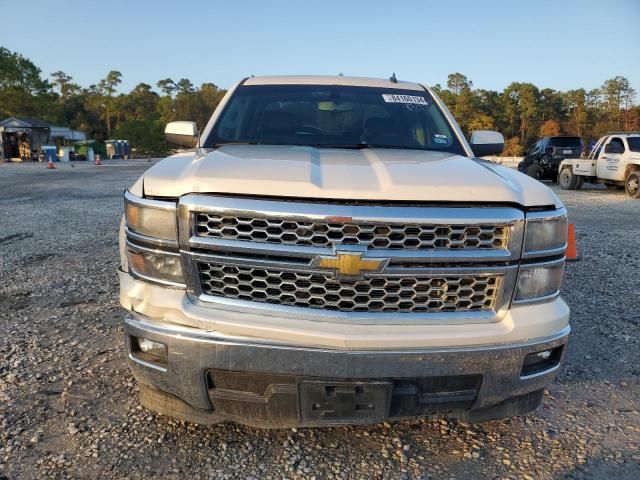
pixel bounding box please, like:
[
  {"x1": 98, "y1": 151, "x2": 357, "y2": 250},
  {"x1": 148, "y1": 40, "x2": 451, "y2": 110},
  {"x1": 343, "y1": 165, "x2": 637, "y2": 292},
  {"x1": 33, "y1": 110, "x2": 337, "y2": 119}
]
[
  {"x1": 0, "y1": 117, "x2": 88, "y2": 161},
  {"x1": 0, "y1": 117, "x2": 51, "y2": 160}
]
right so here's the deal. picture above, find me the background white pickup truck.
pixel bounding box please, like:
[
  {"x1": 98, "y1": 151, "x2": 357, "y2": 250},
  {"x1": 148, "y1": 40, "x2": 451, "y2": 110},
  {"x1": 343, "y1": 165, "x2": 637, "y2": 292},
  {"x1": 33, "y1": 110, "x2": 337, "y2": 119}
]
[{"x1": 558, "y1": 133, "x2": 640, "y2": 198}]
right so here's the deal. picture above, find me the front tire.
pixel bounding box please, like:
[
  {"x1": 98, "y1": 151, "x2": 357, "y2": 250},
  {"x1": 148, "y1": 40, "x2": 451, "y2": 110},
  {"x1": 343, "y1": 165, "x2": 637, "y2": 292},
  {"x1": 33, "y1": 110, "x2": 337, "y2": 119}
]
[
  {"x1": 625, "y1": 172, "x2": 640, "y2": 198},
  {"x1": 559, "y1": 167, "x2": 582, "y2": 190}
]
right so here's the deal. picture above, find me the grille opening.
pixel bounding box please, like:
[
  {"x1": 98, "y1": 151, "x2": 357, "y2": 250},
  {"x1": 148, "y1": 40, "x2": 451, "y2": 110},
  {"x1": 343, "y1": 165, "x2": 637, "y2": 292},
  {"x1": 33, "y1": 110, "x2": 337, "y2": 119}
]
[
  {"x1": 199, "y1": 262, "x2": 500, "y2": 313},
  {"x1": 195, "y1": 213, "x2": 508, "y2": 251}
]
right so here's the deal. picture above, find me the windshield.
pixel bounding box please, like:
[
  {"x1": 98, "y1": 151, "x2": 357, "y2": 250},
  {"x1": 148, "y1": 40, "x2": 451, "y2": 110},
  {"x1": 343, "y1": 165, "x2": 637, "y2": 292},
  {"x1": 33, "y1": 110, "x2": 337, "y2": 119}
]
[
  {"x1": 627, "y1": 137, "x2": 640, "y2": 152},
  {"x1": 548, "y1": 137, "x2": 583, "y2": 148},
  {"x1": 206, "y1": 84, "x2": 466, "y2": 155}
]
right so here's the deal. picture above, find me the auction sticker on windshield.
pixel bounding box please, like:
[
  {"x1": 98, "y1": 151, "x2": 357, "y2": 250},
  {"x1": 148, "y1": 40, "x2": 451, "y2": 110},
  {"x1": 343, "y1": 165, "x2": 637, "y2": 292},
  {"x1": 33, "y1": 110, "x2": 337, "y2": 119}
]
[{"x1": 382, "y1": 94, "x2": 428, "y2": 105}]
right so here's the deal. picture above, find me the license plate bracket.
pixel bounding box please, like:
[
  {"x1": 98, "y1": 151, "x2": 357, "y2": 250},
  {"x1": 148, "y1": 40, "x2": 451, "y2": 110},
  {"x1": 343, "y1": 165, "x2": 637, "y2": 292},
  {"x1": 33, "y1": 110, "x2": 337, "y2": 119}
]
[{"x1": 299, "y1": 381, "x2": 392, "y2": 424}]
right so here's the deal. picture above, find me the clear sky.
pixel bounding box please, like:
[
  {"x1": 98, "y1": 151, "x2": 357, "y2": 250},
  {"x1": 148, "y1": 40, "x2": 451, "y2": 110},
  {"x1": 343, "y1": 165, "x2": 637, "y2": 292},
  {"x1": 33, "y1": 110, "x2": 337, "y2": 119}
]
[{"x1": 1, "y1": 0, "x2": 639, "y2": 94}]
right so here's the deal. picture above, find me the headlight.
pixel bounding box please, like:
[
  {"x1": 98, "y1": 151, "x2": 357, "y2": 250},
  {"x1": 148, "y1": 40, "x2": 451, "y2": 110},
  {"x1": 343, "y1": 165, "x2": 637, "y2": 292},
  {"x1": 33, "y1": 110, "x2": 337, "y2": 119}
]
[
  {"x1": 524, "y1": 210, "x2": 567, "y2": 256},
  {"x1": 127, "y1": 248, "x2": 185, "y2": 286},
  {"x1": 124, "y1": 191, "x2": 177, "y2": 242},
  {"x1": 514, "y1": 261, "x2": 564, "y2": 302}
]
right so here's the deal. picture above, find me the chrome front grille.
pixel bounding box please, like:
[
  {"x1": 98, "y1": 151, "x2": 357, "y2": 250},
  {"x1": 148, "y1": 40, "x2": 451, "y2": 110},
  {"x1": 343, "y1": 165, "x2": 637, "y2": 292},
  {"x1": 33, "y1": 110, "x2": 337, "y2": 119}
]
[
  {"x1": 199, "y1": 262, "x2": 500, "y2": 313},
  {"x1": 178, "y1": 195, "x2": 525, "y2": 323},
  {"x1": 195, "y1": 212, "x2": 508, "y2": 250}
]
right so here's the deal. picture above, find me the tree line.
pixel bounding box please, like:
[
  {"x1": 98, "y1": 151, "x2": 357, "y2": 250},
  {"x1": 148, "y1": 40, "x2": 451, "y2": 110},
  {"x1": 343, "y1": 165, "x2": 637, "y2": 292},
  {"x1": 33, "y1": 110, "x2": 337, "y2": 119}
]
[
  {"x1": 0, "y1": 48, "x2": 225, "y2": 154},
  {"x1": 434, "y1": 73, "x2": 637, "y2": 155},
  {"x1": 1, "y1": 47, "x2": 637, "y2": 156}
]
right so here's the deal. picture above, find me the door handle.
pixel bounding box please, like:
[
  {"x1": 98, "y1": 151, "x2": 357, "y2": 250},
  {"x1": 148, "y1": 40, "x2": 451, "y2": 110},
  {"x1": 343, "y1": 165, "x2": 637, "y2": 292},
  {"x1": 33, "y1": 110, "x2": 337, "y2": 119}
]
[{"x1": 601, "y1": 156, "x2": 607, "y2": 160}]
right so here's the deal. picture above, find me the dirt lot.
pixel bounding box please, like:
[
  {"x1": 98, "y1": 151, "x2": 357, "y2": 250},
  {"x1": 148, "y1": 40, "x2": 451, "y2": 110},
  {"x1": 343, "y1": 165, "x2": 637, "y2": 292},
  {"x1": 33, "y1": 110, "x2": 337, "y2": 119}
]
[{"x1": 1, "y1": 161, "x2": 639, "y2": 480}]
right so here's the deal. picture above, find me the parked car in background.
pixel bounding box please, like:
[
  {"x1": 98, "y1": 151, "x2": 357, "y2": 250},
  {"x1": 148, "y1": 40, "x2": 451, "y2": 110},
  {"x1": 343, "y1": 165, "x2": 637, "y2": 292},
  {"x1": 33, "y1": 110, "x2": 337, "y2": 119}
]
[
  {"x1": 558, "y1": 132, "x2": 640, "y2": 198},
  {"x1": 518, "y1": 136, "x2": 584, "y2": 181}
]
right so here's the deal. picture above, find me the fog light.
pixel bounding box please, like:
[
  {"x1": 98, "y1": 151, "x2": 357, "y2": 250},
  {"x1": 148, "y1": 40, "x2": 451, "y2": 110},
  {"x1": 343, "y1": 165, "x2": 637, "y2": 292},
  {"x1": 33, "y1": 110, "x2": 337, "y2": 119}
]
[
  {"x1": 521, "y1": 347, "x2": 562, "y2": 377},
  {"x1": 132, "y1": 336, "x2": 167, "y2": 365},
  {"x1": 535, "y1": 350, "x2": 552, "y2": 360}
]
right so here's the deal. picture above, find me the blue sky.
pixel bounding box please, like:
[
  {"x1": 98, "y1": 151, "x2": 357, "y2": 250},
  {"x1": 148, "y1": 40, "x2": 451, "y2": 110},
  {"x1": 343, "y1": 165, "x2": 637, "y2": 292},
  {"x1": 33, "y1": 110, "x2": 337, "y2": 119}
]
[{"x1": 2, "y1": 0, "x2": 639, "y2": 94}]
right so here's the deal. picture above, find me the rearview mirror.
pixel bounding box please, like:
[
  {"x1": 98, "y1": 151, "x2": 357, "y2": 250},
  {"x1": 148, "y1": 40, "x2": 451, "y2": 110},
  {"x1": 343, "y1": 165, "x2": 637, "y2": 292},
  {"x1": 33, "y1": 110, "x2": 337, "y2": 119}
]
[
  {"x1": 469, "y1": 130, "x2": 504, "y2": 157},
  {"x1": 165, "y1": 121, "x2": 198, "y2": 148}
]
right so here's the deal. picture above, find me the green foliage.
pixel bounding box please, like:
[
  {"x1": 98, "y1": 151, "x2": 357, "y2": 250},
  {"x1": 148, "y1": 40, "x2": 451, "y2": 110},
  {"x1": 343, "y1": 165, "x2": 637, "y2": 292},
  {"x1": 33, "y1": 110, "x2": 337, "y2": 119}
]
[
  {"x1": 437, "y1": 75, "x2": 637, "y2": 152},
  {"x1": 468, "y1": 113, "x2": 494, "y2": 131},
  {"x1": 0, "y1": 47, "x2": 59, "y2": 121},
  {"x1": 51, "y1": 71, "x2": 81, "y2": 99},
  {"x1": 0, "y1": 47, "x2": 49, "y2": 93},
  {"x1": 113, "y1": 116, "x2": 166, "y2": 155},
  {"x1": 445, "y1": 73, "x2": 475, "y2": 132},
  {"x1": 157, "y1": 78, "x2": 176, "y2": 96}
]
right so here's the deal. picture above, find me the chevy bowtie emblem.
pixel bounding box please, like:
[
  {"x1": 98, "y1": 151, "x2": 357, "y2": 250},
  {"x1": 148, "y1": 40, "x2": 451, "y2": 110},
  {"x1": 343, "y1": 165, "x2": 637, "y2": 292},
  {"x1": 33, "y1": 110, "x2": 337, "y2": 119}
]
[{"x1": 312, "y1": 248, "x2": 389, "y2": 278}]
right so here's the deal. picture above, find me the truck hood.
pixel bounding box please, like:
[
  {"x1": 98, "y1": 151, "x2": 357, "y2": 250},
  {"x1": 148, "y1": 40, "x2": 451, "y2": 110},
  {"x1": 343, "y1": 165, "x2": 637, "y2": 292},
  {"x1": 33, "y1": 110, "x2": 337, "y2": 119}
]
[{"x1": 140, "y1": 145, "x2": 561, "y2": 208}]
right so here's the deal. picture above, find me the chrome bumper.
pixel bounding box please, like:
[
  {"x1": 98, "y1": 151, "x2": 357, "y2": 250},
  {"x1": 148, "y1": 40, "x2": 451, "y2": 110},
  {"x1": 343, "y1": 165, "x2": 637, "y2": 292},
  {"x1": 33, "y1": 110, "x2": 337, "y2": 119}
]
[{"x1": 124, "y1": 312, "x2": 569, "y2": 426}]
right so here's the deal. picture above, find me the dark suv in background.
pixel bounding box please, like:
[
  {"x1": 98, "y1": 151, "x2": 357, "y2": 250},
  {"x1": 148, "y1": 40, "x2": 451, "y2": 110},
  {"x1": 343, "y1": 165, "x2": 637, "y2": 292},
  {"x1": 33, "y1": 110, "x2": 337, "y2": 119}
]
[{"x1": 518, "y1": 136, "x2": 584, "y2": 181}]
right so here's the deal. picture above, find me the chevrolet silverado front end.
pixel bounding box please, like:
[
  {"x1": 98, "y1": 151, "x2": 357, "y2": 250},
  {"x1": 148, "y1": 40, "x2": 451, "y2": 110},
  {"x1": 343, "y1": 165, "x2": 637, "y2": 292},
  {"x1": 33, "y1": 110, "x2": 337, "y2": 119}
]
[{"x1": 118, "y1": 76, "x2": 569, "y2": 427}]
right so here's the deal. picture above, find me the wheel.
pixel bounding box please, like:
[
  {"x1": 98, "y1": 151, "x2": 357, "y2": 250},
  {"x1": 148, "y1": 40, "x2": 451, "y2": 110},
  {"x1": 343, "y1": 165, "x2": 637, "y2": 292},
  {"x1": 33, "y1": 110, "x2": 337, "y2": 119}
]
[
  {"x1": 625, "y1": 172, "x2": 640, "y2": 198},
  {"x1": 526, "y1": 164, "x2": 540, "y2": 179},
  {"x1": 558, "y1": 167, "x2": 581, "y2": 190}
]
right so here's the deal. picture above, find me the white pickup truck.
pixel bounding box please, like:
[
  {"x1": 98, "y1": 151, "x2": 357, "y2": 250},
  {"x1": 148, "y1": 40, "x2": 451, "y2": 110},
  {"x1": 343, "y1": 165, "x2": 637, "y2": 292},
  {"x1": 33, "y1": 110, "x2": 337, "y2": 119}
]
[
  {"x1": 119, "y1": 76, "x2": 570, "y2": 427},
  {"x1": 558, "y1": 133, "x2": 640, "y2": 198}
]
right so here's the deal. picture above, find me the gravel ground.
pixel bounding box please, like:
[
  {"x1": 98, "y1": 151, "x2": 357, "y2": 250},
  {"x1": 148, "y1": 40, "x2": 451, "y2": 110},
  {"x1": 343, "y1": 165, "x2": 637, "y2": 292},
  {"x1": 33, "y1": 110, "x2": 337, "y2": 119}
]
[{"x1": 1, "y1": 161, "x2": 639, "y2": 479}]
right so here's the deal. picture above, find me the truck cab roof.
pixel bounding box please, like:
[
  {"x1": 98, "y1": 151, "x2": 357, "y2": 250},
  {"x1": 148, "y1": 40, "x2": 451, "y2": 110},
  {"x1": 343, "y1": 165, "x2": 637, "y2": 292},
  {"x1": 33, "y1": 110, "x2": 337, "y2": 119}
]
[
  {"x1": 243, "y1": 75, "x2": 424, "y2": 91},
  {"x1": 604, "y1": 132, "x2": 640, "y2": 136}
]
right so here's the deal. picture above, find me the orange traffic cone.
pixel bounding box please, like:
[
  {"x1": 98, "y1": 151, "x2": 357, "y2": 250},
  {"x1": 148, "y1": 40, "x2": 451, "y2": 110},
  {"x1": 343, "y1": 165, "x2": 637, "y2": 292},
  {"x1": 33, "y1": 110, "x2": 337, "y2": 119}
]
[
  {"x1": 95, "y1": 154, "x2": 102, "y2": 166},
  {"x1": 566, "y1": 223, "x2": 578, "y2": 261},
  {"x1": 47, "y1": 158, "x2": 55, "y2": 169}
]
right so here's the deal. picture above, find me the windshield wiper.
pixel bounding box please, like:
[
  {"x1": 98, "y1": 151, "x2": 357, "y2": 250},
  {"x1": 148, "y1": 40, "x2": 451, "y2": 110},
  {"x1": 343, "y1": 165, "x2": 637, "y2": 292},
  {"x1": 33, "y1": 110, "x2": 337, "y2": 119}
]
[
  {"x1": 312, "y1": 143, "x2": 426, "y2": 151},
  {"x1": 210, "y1": 141, "x2": 260, "y2": 148},
  {"x1": 211, "y1": 142, "x2": 429, "y2": 151},
  {"x1": 365, "y1": 144, "x2": 424, "y2": 150},
  {"x1": 311, "y1": 142, "x2": 372, "y2": 149}
]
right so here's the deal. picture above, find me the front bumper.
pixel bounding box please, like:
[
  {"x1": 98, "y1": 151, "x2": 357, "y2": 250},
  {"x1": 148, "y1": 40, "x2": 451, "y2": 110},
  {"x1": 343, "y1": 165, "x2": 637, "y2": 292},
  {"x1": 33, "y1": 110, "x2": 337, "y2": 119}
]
[{"x1": 125, "y1": 313, "x2": 569, "y2": 427}]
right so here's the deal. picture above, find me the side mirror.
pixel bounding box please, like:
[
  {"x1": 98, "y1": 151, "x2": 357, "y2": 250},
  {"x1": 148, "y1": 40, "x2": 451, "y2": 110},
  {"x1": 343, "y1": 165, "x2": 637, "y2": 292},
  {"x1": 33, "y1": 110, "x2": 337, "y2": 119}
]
[
  {"x1": 165, "y1": 121, "x2": 198, "y2": 148},
  {"x1": 469, "y1": 130, "x2": 504, "y2": 157}
]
